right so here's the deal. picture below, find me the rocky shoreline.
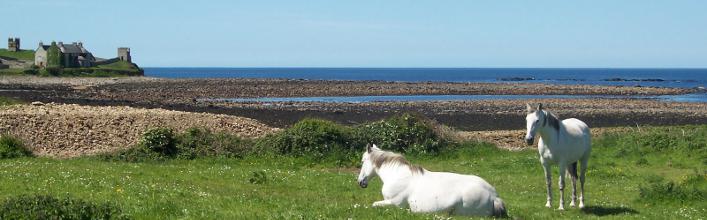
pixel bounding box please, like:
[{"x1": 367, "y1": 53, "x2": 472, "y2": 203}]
[
  {"x1": 0, "y1": 76, "x2": 705, "y2": 157},
  {"x1": 1, "y1": 76, "x2": 705, "y2": 131}
]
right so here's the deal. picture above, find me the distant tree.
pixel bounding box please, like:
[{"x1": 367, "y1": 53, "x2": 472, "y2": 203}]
[{"x1": 47, "y1": 43, "x2": 62, "y2": 67}]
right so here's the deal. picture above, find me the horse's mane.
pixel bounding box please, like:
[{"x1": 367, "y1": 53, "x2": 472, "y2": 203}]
[
  {"x1": 542, "y1": 110, "x2": 561, "y2": 131},
  {"x1": 370, "y1": 149, "x2": 425, "y2": 175}
]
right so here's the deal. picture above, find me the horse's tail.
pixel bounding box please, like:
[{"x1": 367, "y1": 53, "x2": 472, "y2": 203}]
[{"x1": 492, "y1": 197, "x2": 508, "y2": 218}]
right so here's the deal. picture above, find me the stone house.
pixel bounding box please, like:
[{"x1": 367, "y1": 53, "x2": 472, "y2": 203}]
[{"x1": 35, "y1": 41, "x2": 95, "y2": 68}]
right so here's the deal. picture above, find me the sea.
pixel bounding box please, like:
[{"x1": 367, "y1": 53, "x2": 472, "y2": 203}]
[{"x1": 144, "y1": 68, "x2": 707, "y2": 103}]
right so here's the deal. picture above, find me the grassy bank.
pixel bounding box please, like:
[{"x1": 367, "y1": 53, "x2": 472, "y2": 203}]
[
  {"x1": 0, "y1": 58, "x2": 143, "y2": 76},
  {"x1": 0, "y1": 49, "x2": 34, "y2": 61},
  {"x1": 0, "y1": 119, "x2": 704, "y2": 219}
]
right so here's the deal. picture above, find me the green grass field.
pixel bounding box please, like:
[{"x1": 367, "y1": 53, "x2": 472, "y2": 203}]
[
  {"x1": 96, "y1": 60, "x2": 140, "y2": 71},
  {"x1": 0, "y1": 49, "x2": 35, "y2": 61},
  {"x1": 1, "y1": 125, "x2": 704, "y2": 219}
]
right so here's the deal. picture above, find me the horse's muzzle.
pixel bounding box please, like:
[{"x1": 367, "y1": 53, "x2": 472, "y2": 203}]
[
  {"x1": 525, "y1": 137, "x2": 534, "y2": 145},
  {"x1": 358, "y1": 180, "x2": 368, "y2": 188}
]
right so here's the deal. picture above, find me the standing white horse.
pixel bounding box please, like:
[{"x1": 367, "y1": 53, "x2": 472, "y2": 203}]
[
  {"x1": 356, "y1": 144, "x2": 507, "y2": 217},
  {"x1": 524, "y1": 103, "x2": 591, "y2": 210}
]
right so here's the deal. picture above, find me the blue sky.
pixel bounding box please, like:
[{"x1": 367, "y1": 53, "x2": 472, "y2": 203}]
[{"x1": 5, "y1": 0, "x2": 707, "y2": 67}]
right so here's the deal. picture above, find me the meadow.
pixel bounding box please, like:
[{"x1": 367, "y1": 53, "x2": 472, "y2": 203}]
[{"x1": 0, "y1": 116, "x2": 704, "y2": 219}]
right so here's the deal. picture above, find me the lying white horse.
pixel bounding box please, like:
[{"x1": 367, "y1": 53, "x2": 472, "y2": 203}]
[
  {"x1": 357, "y1": 144, "x2": 507, "y2": 217},
  {"x1": 524, "y1": 103, "x2": 591, "y2": 210}
]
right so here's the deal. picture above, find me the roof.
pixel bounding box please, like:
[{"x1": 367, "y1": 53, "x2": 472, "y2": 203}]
[{"x1": 60, "y1": 44, "x2": 84, "y2": 54}]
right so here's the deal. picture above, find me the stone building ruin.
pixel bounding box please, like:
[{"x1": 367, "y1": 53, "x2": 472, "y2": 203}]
[{"x1": 7, "y1": 38, "x2": 20, "y2": 52}]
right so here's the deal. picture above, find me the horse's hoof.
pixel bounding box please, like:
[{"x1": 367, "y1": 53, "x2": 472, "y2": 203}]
[
  {"x1": 570, "y1": 202, "x2": 576, "y2": 207},
  {"x1": 557, "y1": 206, "x2": 565, "y2": 211},
  {"x1": 579, "y1": 203, "x2": 585, "y2": 209}
]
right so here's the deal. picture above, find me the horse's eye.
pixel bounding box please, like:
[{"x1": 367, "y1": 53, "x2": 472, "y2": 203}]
[{"x1": 535, "y1": 120, "x2": 540, "y2": 123}]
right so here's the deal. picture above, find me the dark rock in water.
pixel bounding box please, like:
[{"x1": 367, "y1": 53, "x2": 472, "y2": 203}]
[
  {"x1": 553, "y1": 78, "x2": 586, "y2": 81},
  {"x1": 642, "y1": 79, "x2": 665, "y2": 82},
  {"x1": 604, "y1": 78, "x2": 665, "y2": 82},
  {"x1": 498, "y1": 77, "x2": 535, "y2": 81}
]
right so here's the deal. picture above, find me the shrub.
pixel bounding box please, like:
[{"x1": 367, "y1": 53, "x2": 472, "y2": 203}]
[
  {"x1": 105, "y1": 127, "x2": 254, "y2": 161},
  {"x1": 256, "y1": 119, "x2": 354, "y2": 158},
  {"x1": 106, "y1": 114, "x2": 453, "y2": 162},
  {"x1": 139, "y1": 128, "x2": 177, "y2": 156},
  {"x1": 353, "y1": 113, "x2": 446, "y2": 155},
  {"x1": 176, "y1": 127, "x2": 253, "y2": 159},
  {"x1": 0, "y1": 135, "x2": 33, "y2": 159},
  {"x1": 23, "y1": 65, "x2": 39, "y2": 75},
  {"x1": 0, "y1": 195, "x2": 127, "y2": 220}
]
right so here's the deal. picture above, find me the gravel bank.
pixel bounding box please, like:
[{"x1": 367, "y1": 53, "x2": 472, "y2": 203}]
[
  {"x1": 0, "y1": 76, "x2": 704, "y2": 131},
  {"x1": 0, "y1": 103, "x2": 277, "y2": 158}
]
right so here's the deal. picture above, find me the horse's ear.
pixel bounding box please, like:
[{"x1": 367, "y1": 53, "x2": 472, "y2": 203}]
[
  {"x1": 366, "y1": 143, "x2": 372, "y2": 153},
  {"x1": 537, "y1": 103, "x2": 543, "y2": 111},
  {"x1": 526, "y1": 103, "x2": 533, "y2": 113},
  {"x1": 372, "y1": 144, "x2": 380, "y2": 150}
]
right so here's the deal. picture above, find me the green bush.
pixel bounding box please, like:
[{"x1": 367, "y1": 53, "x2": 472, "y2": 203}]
[
  {"x1": 176, "y1": 127, "x2": 253, "y2": 159},
  {"x1": 139, "y1": 128, "x2": 177, "y2": 156},
  {"x1": 105, "y1": 127, "x2": 253, "y2": 161},
  {"x1": 354, "y1": 113, "x2": 446, "y2": 155},
  {"x1": 23, "y1": 65, "x2": 39, "y2": 75},
  {"x1": 0, "y1": 135, "x2": 32, "y2": 159},
  {"x1": 106, "y1": 114, "x2": 452, "y2": 162},
  {"x1": 0, "y1": 195, "x2": 127, "y2": 220},
  {"x1": 256, "y1": 119, "x2": 355, "y2": 159}
]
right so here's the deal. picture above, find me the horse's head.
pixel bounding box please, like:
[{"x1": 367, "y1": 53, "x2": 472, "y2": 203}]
[
  {"x1": 357, "y1": 143, "x2": 380, "y2": 188},
  {"x1": 525, "y1": 103, "x2": 545, "y2": 145}
]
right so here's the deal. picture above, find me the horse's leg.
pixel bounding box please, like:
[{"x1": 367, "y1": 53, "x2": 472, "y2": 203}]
[
  {"x1": 541, "y1": 160, "x2": 552, "y2": 208},
  {"x1": 372, "y1": 200, "x2": 394, "y2": 207},
  {"x1": 568, "y1": 162, "x2": 578, "y2": 207},
  {"x1": 557, "y1": 162, "x2": 567, "y2": 210},
  {"x1": 373, "y1": 193, "x2": 407, "y2": 208},
  {"x1": 579, "y1": 154, "x2": 590, "y2": 208}
]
